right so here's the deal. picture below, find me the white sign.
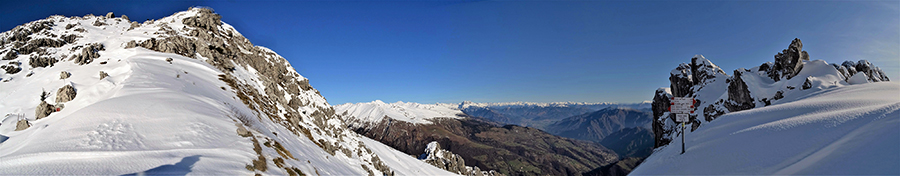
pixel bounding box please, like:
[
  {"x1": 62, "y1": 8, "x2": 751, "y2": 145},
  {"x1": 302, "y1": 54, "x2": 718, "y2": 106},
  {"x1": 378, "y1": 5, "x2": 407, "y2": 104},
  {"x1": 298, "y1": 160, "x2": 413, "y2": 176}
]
[
  {"x1": 669, "y1": 97, "x2": 695, "y2": 114},
  {"x1": 676, "y1": 114, "x2": 689, "y2": 123}
]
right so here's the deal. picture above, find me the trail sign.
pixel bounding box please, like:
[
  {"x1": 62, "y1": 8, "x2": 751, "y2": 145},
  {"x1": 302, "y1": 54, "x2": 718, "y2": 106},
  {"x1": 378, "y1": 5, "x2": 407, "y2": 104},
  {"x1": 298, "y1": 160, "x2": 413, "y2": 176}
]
[
  {"x1": 675, "y1": 114, "x2": 689, "y2": 123},
  {"x1": 669, "y1": 97, "x2": 695, "y2": 154}
]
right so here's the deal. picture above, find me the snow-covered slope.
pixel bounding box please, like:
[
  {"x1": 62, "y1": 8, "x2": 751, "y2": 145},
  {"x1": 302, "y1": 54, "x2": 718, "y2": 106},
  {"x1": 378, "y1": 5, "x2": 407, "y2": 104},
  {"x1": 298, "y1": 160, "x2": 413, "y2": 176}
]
[
  {"x1": 639, "y1": 38, "x2": 897, "y2": 175},
  {"x1": 336, "y1": 100, "x2": 464, "y2": 125},
  {"x1": 0, "y1": 8, "x2": 449, "y2": 175},
  {"x1": 632, "y1": 82, "x2": 899, "y2": 175}
]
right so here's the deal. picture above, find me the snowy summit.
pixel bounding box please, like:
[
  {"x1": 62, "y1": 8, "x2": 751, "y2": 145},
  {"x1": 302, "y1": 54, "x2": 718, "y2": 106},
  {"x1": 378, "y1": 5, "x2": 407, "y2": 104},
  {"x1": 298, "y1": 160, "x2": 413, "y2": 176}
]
[{"x1": 0, "y1": 8, "x2": 453, "y2": 175}]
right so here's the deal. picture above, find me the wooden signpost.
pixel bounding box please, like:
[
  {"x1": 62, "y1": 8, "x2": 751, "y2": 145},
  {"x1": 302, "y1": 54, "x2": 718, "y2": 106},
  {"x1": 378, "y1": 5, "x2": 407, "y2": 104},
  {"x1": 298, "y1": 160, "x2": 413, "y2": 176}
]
[{"x1": 669, "y1": 97, "x2": 694, "y2": 154}]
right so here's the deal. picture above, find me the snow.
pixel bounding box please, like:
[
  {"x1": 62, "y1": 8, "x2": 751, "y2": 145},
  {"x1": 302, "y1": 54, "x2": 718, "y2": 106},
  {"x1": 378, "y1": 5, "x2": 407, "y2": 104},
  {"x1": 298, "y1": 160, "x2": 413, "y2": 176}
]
[
  {"x1": 336, "y1": 100, "x2": 464, "y2": 125},
  {"x1": 0, "y1": 8, "x2": 447, "y2": 175},
  {"x1": 631, "y1": 82, "x2": 900, "y2": 175},
  {"x1": 360, "y1": 138, "x2": 458, "y2": 176}
]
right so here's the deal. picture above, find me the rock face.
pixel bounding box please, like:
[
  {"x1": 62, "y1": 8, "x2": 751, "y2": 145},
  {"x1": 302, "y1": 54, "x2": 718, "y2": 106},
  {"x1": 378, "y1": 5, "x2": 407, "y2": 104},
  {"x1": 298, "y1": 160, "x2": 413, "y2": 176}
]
[
  {"x1": 35, "y1": 101, "x2": 54, "y2": 119},
  {"x1": 725, "y1": 69, "x2": 754, "y2": 112},
  {"x1": 650, "y1": 38, "x2": 891, "y2": 149},
  {"x1": 650, "y1": 88, "x2": 672, "y2": 148},
  {"x1": 768, "y1": 38, "x2": 809, "y2": 81},
  {"x1": 56, "y1": 84, "x2": 76, "y2": 103}
]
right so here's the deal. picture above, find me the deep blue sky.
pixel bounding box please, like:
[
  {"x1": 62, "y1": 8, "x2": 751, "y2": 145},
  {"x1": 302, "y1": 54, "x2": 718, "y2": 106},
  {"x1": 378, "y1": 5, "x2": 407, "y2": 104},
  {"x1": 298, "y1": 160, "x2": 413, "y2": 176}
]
[{"x1": 3, "y1": 1, "x2": 898, "y2": 104}]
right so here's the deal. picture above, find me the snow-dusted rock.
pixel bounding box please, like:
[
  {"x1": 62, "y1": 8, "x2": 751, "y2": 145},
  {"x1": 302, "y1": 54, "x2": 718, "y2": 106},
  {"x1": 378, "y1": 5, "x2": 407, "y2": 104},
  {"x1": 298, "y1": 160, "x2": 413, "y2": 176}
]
[
  {"x1": 55, "y1": 84, "x2": 76, "y2": 103},
  {"x1": 651, "y1": 38, "x2": 891, "y2": 149}
]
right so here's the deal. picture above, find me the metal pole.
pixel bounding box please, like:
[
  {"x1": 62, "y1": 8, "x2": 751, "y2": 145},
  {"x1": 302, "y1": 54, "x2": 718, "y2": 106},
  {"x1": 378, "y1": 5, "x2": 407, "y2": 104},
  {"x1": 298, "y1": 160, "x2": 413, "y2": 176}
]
[{"x1": 681, "y1": 121, "x2": 685, "y2": 154}]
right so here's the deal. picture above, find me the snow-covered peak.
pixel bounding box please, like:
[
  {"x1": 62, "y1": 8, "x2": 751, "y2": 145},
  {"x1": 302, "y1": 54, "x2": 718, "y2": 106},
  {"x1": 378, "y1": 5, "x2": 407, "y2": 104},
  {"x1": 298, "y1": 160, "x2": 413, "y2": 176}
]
[
  {"x1": 336, "y1": 100, "x2": 464, "y2": 125},
  {"x1": 0, "y1": 7, "x2": 431, "y2": 175}
]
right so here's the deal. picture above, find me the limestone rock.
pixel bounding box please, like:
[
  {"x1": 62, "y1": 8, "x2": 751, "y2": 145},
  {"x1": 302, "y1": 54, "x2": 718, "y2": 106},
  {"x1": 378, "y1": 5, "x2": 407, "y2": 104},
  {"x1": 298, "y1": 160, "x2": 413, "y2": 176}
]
[
  {"x1": 29, "y1": 55, "x2": 57, "y2": 68},
  {"x1": 236, "y1": 124, "x2": 252, "y2": 137},
  {"x1": 128, "y1": 21, "x2": 140, "y2": 30},
  {"x1": 99, "y1": 71, "x2": 109, "y2": 80},
  {"x1": 725, "y1": 69, "x2": 754, "y2": 112},
  {"x1": 35, "y1": 101, "x2": 54, "y2": 119},
  {"x1": 2, "y1": 51, "x2": 16, "y2": 60},
  {"x1": 768, "y1": 38, "x2": 809, "y2": 81},
  {"x1": 105, "y1": 12, "x2": 115, "y2": 18},
  {"x1": 73, "y1": 43, "x2": 104, "y2": 65},
  {"x1": 15, "y1": 119, "x2": 30, "y2": 131},
  {"x1": 56, "y1": 84, "x2": 77, "y2": 103},
  {"x1": 59, "y1": 71, "x2": 71, "y2": 79},
  {"x1": 669, "y1": 63, "x2": 693, "y2": 97},
  {"x1": 181, "y1": 7, "x2": 222, "y2": 31}
]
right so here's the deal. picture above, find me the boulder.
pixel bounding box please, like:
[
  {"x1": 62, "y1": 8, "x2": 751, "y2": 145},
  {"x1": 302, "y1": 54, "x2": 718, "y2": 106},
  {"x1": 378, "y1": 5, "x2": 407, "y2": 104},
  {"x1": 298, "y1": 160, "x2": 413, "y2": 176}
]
[
  {"x1": 99, "y1": 71, "x2": 109, "y2": 80},
  {"x1": 59, "y1": 71, "x2": 70, "y2": 79},
  {"x1": 128, "y1": 22, "x2": 140, "y2": 30},
  {"x1": 2, "y1": 51, "x2": 16, "y2": 60},
  {"x1": 15, "y1": 119, "x2": 30, "y2": 131},
  {"x1": 35, "y1": 101, "x2": 54, "y2": 119},
  {"x1": 105, "y1": 12, "x2": 115, "y2": 18},
  {"x1": 2, "y1": 65, "x2": 21, "y2": 74},
  {"x1": 92, "y1": 20, "x2": 105, "y2": 26},
  {"x1": 56, "y1": 84, "x2": 76, "y2": 103},
  {"x1": 236, "y1": 124, "x2": 252, "y2": 137}
]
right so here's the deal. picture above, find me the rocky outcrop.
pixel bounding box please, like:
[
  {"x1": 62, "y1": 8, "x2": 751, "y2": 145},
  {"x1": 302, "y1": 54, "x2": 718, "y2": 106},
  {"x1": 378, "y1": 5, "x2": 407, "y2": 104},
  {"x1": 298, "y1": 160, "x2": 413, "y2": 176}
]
[
  {"x1": 181, "y1": 8, "x2": 222, "y2": 31},
  {"x1": 55, "y1": 84, "x2": 76, "y2": 103},
  {"x1": 725, "y1": 69, "x2": 754, "y2": 112},
  {"x1": 72, "y1": 43, "x2": 104, "y2": 65},
  {"x1": 651, "y1": 38, "x2": 891, "y2": 150},
  {"x1": 420, "y1": 142, "x2": 472, "y2": 175},
  {"x1": 669, "y1": 63, "x2": 693, "y2": 97},
  {"x1": 651, "y1": 88, "x2": 672, "y2": 148},
  {"x1": 767, "y1": 38, "x2": 809, "y2": 81},
  {"x1": 35, "y1": 101, "x2": 54, "y2": 119},
  {"x1": 28, "y1": 55, "x2": 57, "y2": 68},
  {"x1": 15, "y1": 119, "x2": 30, "y2": 131},
  {"x1": 17, "y1": 38, "x2": 66, "y2": 54},
  {"x1": 2, "y1": 62, "x2": 22, "y2": 74},
  {"x1": 833, "y1": 60, "x2": 890, "y2": 82},
  {"x1": 2, "y1": 51, "x2": 16, "y2": 60}
]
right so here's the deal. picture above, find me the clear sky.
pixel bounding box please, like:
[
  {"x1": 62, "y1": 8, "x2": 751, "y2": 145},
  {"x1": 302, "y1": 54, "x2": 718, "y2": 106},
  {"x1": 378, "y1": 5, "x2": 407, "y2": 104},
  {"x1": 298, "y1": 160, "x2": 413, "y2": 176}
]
[{"x1": 3, "y1": 1, "x2": 898, "y2": 104}]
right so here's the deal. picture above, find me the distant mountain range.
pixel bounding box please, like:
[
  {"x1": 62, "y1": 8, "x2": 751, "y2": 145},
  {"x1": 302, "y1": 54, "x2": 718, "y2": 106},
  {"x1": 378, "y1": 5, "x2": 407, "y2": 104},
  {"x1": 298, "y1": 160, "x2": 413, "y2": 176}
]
[{"x1": 336, "y1": 101, "x2": 648, "y2": 176}]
